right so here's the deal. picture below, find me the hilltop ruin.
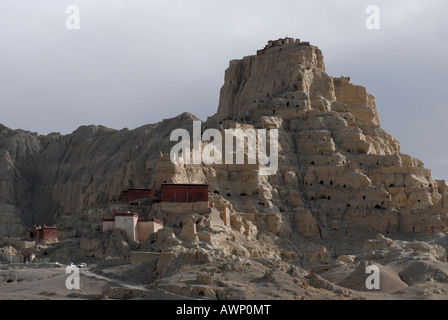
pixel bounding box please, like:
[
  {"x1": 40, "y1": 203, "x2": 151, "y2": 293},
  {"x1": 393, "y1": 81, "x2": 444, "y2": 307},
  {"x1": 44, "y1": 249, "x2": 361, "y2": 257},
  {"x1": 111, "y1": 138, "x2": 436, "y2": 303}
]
[{"x1": 1, "y1": 37, "x2": 448, "y2": 300}]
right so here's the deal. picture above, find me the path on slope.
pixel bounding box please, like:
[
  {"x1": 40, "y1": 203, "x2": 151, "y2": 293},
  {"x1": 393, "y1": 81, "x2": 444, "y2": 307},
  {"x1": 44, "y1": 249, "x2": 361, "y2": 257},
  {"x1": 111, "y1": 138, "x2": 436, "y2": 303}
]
[{"x1": 83, "y1": 269, "x2": 198, "y2": 300}]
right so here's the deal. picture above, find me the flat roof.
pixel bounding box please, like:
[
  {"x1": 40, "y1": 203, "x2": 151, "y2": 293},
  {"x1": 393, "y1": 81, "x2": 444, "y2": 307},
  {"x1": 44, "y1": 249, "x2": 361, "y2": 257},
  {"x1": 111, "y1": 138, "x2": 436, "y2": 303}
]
[
  {"x1": 32, "y1": 226, "x2": 57, "y2": 230},
  {"x1": 138, "y1": 218, "x2": 163, "y2": 224},
  {"x1": 121, "y1": 188, "x2": 153, "y2": 191},
  {"x1": 115, "y1": 212, "x2": 139, "y2": 217}
]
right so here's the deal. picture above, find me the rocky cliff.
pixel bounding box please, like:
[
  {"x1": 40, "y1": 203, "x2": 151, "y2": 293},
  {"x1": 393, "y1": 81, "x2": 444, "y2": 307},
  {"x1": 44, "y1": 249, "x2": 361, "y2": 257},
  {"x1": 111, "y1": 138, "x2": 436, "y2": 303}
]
[
  {"x1": 0, "y1": 113, "x2": 200, "y2": 234},
  {"x1": 1, "y1": 37, "x2": 447, "y2": 249},
  {"x1": 2, "y1": 38, "x2": 448, "y2": 300},
  {"x1": 205, "y1": 39, "x2": 448, "y2": 245}
]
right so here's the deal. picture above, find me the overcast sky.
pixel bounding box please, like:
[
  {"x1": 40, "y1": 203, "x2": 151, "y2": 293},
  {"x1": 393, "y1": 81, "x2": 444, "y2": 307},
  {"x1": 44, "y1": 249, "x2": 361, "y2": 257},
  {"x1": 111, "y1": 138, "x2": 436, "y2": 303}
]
[{"x1": 0, "y1": 1, "x2": 447, "y2": 179}]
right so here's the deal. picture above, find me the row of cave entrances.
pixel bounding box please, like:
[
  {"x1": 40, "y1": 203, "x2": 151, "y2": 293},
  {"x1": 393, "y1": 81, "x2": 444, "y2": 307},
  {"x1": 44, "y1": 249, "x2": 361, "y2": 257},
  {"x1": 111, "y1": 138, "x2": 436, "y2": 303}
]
[
  {"x1": 308, "y1": 195, "x2": 385, "y2": 210},
  {"x1": 307, "y1": 179, "x2": 428, "y2": 206}
]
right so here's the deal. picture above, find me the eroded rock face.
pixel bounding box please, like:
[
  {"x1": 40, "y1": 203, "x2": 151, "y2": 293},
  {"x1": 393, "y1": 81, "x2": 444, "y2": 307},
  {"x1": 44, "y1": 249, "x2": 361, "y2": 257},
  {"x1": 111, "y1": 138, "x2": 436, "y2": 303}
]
[
  {"x1": 0, "y1": 125, "x2": 42, "y2": 233},
  {"x1": 0, "y1": 113, "x2": 200, "y2": 230},
  {"x1": 205, "y1": 39, "x2": 448, "y2": 242},
  {"x1": 212, "y1": 41, "x2": 326, "y2": 122},
  {"x1": 0, "y1": 38, "x2": 446, "y2": 247},
  {"x1": 2, "y1": 38, "x2": 448, "y2": 300}
]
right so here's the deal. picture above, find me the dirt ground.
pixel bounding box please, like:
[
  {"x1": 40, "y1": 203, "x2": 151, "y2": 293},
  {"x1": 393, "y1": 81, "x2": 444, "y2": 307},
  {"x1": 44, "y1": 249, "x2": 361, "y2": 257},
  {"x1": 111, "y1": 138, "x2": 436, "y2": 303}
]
[
  {"x1": 0, "y1": 263, "x2": 106, "y2": 300},
  {"x1": 1, "y1": 260, "x2": 448, "y2": 301}
]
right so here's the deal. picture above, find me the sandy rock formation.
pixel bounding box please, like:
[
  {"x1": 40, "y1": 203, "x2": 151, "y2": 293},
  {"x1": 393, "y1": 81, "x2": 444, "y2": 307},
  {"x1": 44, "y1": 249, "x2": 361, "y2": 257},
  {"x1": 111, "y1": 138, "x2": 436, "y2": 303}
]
[
  {"x1": 1, "y1": 37, "x2": 448, "y2": 300},
  {"x1": 0, "y1": 38, "x2": 445, "y2": 243}
]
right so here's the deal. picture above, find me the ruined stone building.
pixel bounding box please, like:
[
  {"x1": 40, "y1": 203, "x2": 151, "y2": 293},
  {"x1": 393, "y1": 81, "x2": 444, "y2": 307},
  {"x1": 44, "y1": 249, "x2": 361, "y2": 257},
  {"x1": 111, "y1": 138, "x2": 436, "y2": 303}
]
[
  {"x1": 117, "y1": 188, "x2": 154, "y2": 205},
  {"x1": 103, "y1": 184, "x2": 210, "y2": 242},
  {"x1": 160, "y1": 184, "x2": 208, "y2": 203},
  {"x1": 28, "y1": 225, "x2": 58, "y2": 244},
  {"x1": 102, "y1": 212, "x2": 163, "y2": 242}
]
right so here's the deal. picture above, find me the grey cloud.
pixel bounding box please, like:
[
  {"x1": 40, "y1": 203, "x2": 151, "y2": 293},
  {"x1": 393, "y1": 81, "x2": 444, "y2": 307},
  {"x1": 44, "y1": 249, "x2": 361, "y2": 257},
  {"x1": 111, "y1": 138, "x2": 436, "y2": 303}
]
[{"x1": 0, "y1": 0, "x2": 447, "y2": 178}]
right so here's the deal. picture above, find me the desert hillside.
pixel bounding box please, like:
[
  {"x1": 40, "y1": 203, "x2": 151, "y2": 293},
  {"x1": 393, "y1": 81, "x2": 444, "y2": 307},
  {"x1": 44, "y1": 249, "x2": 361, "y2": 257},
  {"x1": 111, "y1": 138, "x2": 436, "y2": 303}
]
[{"x1": 1, "y1": 38, "x2": 448, "y2": 300}]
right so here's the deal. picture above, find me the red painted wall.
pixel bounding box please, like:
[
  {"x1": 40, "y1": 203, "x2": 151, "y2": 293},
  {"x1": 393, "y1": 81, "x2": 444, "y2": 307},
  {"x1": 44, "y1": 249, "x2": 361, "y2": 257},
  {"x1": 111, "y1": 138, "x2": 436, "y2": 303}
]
[
  {"x1": 37, "y1": 227, "x2": 58, "y2": 243},
  {"x1": 161, "y1": 184, "x2": 208, "y2": 202},
  {"x1": 119, "y1": 189, "x2": 154, "y2": 203}
]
